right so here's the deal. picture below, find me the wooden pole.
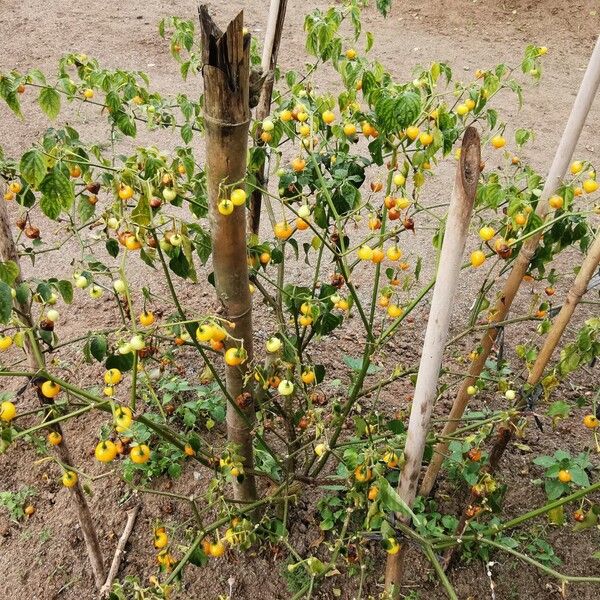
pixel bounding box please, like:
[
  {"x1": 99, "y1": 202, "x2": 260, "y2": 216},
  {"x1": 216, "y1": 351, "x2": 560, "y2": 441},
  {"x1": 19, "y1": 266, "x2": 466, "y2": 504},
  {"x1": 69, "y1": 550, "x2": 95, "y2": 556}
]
[
  {"x1": 419, "y1": 35, "x2": 600, "y2": 498},
  {"x1": 384, "y1": 127, "x2": 481, "y2": 595},
  {"x1": 0, "y1": 190, "x2": 105, "y2": 587},
  {"x1": 199, "y1": 5, "x2": 257, "y2": 502},
  {"x1": 247, "y1": 0, "x2": 288, "y2": 236}
]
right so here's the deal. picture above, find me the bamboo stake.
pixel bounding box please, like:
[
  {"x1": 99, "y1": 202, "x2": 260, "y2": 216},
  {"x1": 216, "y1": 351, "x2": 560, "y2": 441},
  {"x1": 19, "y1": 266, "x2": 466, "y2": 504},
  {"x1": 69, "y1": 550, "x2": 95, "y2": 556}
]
[
  {"x1": 248, "y1": 0, "x2": 288, "y2": 236},
  {"x1": 100, "y1": 505, "x2": 140, "y2": 597},
  {"x1": 442, "y1": 232, "x2": 600, "y2": 570},
  {"x1": 384, "y1": 127, "x2": 481, "y2": 596},
  {"x1": 0, "y1": 191, "x2": 105, "y2": 587},
  {"x1": 199, "y1": 5, "x2": 257, "y2": 502},
  {"x1": 419, "y1": 34, "x2": 600, "y2": 498}
]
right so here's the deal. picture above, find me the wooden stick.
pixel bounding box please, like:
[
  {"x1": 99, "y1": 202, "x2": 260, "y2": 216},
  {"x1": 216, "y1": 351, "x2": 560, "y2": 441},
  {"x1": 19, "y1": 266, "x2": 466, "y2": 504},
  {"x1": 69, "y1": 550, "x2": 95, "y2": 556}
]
[
  {"x1": 100, "y1": 505, "x2": 140, "y2": 597},
  {"x1": 384, "y1": 127, "x2": 481, "y2": 596},
  {"x1": 0, "y1": 190, "x2": 106, "y2": 588},
  {"x1": 419, "y1": 34, "x2": 600, "y2": 498},
  {"x1": 199, "y1": 5, "x2": 257, "y2": 502},
  {"x1": 247, "y1": 0, "x2": 288, "y2": 236}
]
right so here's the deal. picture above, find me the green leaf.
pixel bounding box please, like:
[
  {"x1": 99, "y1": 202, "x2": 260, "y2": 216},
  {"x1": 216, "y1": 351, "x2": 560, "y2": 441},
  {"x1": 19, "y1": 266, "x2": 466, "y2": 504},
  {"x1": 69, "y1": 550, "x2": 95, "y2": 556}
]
[
  {"x1": 342, "y1": 354, "x2": 381, "y2": 374},
  {"x1": 0, "y1": 282, "x2": 12, "y2": 324},
  {"x1": 131, "y1": 194, "x2": 152, "y2": 226},
  {"x1": 39, "y1": 168, "x2": 74, "y2": 218},
  {"x1": 39, "y1": 195, "x2": 61, "y2": 220},
  {"x1": 89, "y1": 335, "x2": 108, "y2": 362},
  {"x1": 105, "y1": 352, "x2": 134, "y2": 372},
  {"x1": 395, "y1": 91, "x2": 421, "y2": 129},
  {"x1": 169, "y1": 251, "x2": 190, "y2": 279},
  {"x1": 0, "y1": 261, "x2": 19, "y2": 286},
  {"x1": 106, "y1": 238, "x2": 119, "y2": 258},
  {"x1": 38, "y1": 87, "x2": 61, "y2": 119},
  {"x1": 56, "y1": 280, "x2": 73, "y2": 304},
  {"x1": 377, "y1": 477, "x2": 418, "y2": 521},
  {"x1": 113, "y1": 110, "x2": 137, "y2": 137},
  {"x1": 181, "y1": 123, "x2": 193, "y2": 144},
  {"x1": 19, "y1": 149, "x2": 47, "y2": 188}
]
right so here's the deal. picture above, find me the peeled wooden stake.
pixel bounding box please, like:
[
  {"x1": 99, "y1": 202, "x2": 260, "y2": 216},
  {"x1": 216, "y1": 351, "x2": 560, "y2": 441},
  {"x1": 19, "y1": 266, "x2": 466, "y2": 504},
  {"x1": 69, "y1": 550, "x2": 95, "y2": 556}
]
[{"x1": 384, "y1": 127, "x2": 481, "y2": 595}]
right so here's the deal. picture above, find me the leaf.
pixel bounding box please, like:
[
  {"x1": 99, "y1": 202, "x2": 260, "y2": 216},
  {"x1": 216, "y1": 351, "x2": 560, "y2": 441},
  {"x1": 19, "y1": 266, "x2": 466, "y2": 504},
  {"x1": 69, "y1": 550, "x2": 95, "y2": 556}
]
[
  {"x1": 56, "y1": 280, "x2": 73, "y2": 304},
  {"x1": 106, "y1": 238, "x2": 119, "y2": 258},
  {"x1": 113, "y1": 110, "x2": 137, "y2": 137},
  {"x1": 89, "y1": 335, "x2": 108, "y2": 362},
  {"x1": 395, "y1": 91, "x2": 421, "y2": 129},
  {"x1": 377, "y1": 477, "x2": 417, "y2": 521},
  {"x1": 39, "y1": 195, "x2": 61, "y2": 220},
  {"x1": 38, "y1": 87, "x2": 61, "y2": 119},
  {"x1": 342, "y1": 354, "x2": 381, "y2": 375},
  {"x1": 181, "y1": 123, "x2": 193, "y2": 144},
  {"x1": 0, "y1": 261, "x2": 19, "y2": 286},
  {"x1": 568, "y1": 466, "x2": 589, "y2": 487},
  {"x1": 0, "y1": 282, "x2": 12, "y2": 324},
  {"x1": 131, "y1": 194, "x2": 152, "y2": 226},
  {"x1": 39, "y1": 168, "x2": 75, "y2": 218},
  {"x1": 169, "y1": 251, "x2": 190, "y2": 279},
  {"x1": 105, "y1": 352, "x2": 134, "y2": 372},
  {"x1": 19, "y1": 149, "x2": 47, "y2": 188}
]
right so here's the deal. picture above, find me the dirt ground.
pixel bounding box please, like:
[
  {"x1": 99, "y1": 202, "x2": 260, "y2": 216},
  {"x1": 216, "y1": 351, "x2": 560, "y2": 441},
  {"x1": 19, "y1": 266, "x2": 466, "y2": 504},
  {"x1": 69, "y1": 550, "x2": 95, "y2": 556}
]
[{"x1": 1, "y1": 0, "x2": 600, "y2": 599}]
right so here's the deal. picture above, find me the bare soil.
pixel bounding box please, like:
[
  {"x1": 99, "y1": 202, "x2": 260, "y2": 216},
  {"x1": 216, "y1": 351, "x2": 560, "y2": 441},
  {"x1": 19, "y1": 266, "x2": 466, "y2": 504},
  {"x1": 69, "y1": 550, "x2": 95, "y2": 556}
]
[{"x1": 0, "y1": 1, "x2": 599, "y2": 599}]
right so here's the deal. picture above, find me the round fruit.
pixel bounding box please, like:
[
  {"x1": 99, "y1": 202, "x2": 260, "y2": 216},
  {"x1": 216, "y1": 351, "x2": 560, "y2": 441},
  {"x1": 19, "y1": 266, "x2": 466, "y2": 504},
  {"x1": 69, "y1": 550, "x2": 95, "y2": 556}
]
[
  {"x1": 89, "y1": 285, "x2": 104, "y2": 299},
  {"x1": 371, "y1": 248, "x2": 384, "y2": 264},
  {"x1": 0, "y1": 401, "x2": 16, "y2": 422},
  {"x1": 470, "y1": 250, "x2": 486, "y2": 267},
  {"x1": 95, "y1": 440, "x2": 118, "y2": 463},
  {"x1": 571, "y1": 161, "x2": 583, "y2": 174},
  {"x1": 583, "y1": 178, "x2": 599, "y2": 193},
  {"x1": 322, "y1": 110, "x2": 335, "y2": 125},
  {"x1": 196, "y1": 324, "x2": 214, "y2": 343},
  {"x1": 467, "y1": 448, "x2": 482, "y2": 462},
  {"x1": 385, "y1": 538, "x2": 400, "y2": 555},
  {"x1": 114, "y1": 406, "x2": 133, "y2": 432},
  {"x1": 357, "y1": 245, "x2": 374, "y2": 261},
  {"x1": 230, "y1": 188, "x2": 247, "y2": 206},
  {"x1": 9, "y1": 181, "x2": 22, "y2": 194},
  {"x1": 573, "y1": 510, "x2": 585, "y2": 522},
  {"x1": 224, "y1": 347, "x2": 246, "y2": 366},
  {"x1": 0, "y1": 336, "x2": 13, "y2": 352},
  {"x1": 139, "y1": 311, "x2": 155, "y2": 327},
  {"x1": 130, "y1": 335, "x2": 145, "y2": 351},
  {"x1": 387, "y1": 304, "x2": 403, "y2": 319},
  {"x1": 465, "y1": 98, "x2": 476, "y2": 110},
  {"x1": 345, "y1": 48, "x2": 357, "y2": 60},
  {"x1": 298, "y1": 315, "x2": 313, "y2": 327},
  {"x1": 548, "y1": 195, "x2": 563, "y2": 210},
  {"x1": 118, "y1": 184, "x2": 134, "y2": 200},
  {"x1": 558, "y1": 469, "x2": 572, "y2": 483},
  {"x1": 343, "y1": 123, "x2": 357, "y2": 136},
  {"x1": 218, "y1": 199, "x2": 234, "y2": 216},
  {"x1": 47, "y1": 431, "x2": 62, "y2": 446},
  {"x1": 386, "y1": 246, "x2": 402, "y2": 261},
  {"x1": 583, "y1": 414, "x2": 599, "y2": 429},
  {"x1": 491, "y1": 135, "x2": 506, "y2": 149},
  {"x1": 301, "y1": 370, "x2": 315, "y2": 384},
  {"x1": 130, "y1": 444, "x2": 151, "y2": 464},
  {"x1": 209, "y1": 541, "x2": 226, "y2": 557},
  {"x1": 104, "y1": 368, "x2": 122, "y2": 386},
  {"x1": 278, "y1": 380, "x2": 294, "y2": 396},
  {"x1": 292, "y1": 157, "x2": 306, "y2": 173},
  {"x1": 368, "y1": 486, "x2": 379, "y2": 501},
  {"x1": 405, "y1": 126, "x2": 420, "y2": 141},
  {"x1": 262, "y1": 118, "x2": 274, "y2": 132},
  {"x1": 41, "y1": 381, "x2": 61, "y2": 398},
  {"x1": 83, "y1": 88, "x2": 94, "y2": 99},
  {"x1": 467, "y1": 385, "x2": 477, "y2": 396},
  {"x1": 419, "y1": 132, "x2": 433, "y2": 146},
  {"x1": 456, "y1": 104, "x2": 469, "y2": 116},
  {"x1": 162, "y1": 188, "x2": 177, "y2": 202},
  {"x1": 274, "y1": 221, "x2": 293, "y2": 240},
  {"x1": 393, "y1": 173, "x2": 406, "y2": 187},
  {"x1": 113, "y1": 279, "x2": 126, "y2": 294},
  {"x1": 505, "y1": 389, "x2": 516, "y2": 401},
  {"x1": 62, "y1": 471, "x2": 78, "y2": 488},
  {"x1": 479, "y1": 226, "x2": 495, "y2": 241},
  {"x1": 314, "y1": 443, "x2": 327, "y2": 457},
  {"x1": 266, "y1": 337, "x2": 282, "y2": 353}
]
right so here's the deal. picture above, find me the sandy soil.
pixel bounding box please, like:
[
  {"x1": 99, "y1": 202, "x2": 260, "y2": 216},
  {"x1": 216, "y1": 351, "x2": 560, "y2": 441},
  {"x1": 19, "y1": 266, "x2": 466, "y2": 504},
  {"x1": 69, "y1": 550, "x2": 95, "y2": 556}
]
[{"x1": 0, "y1": 1, "x2": 599, "y2": 599}]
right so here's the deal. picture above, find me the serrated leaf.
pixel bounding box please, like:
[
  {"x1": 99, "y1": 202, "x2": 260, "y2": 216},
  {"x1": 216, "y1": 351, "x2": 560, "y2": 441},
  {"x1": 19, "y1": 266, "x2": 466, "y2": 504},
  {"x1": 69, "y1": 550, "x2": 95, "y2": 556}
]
[
  {"x1": 38, "y1": 87, "x2": 61, "y2": 119},
  {"x1": 19, "y1": 149, "x2": 47, "y2": 188}
]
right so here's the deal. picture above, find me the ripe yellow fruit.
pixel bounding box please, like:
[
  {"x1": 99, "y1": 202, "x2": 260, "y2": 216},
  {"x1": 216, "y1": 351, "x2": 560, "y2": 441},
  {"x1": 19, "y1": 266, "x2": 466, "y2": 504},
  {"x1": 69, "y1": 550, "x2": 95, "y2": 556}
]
[
  {"x1": 343, "y1": 123, "x2": 357, "y2": 136},
  {"x1": 95, "y1": 440, "x2": 118, "y2": 463},
  {"x1": 405, "y1": 126, "x2": 420, "y2": 141},
  {"x1": 0, "y1": 336, "x2": 13, "y2": 351},
  {"x1": 479, "y1": 226, "x2": 495, "y2": 241},
  {"x1": 62, "y1": 471, "x2": 78, "y2": 488},
  {"x1": 224, "y1": 347, "x2": 246, "y2": 366},
  {"x1": 104, "y1": 368, "x2": 123, "y2": 386},
  {"x1": 396, "y1": 197, "x2": 410, "y2": 209},
  {"x1": 280, "y1": 109, "x2": 293, "y2": 122},
  {"x1": 386, "y1": 246, "x2": 402, "y2": 261},
  {"x1": 345, "y1": 48, "x2": 357, "y2": 60},
  {"x1": 368, "y1": 485, "x2": 379, "y2": 501},
  {"x1": 558, "y1": 469, "x2": 572, "y2": 483},
  {"x1": 465, "y1": 98, "x2": 476, "y2": 110},
  {"x1": 83, "y1": 88, "x2": 94, "y2": 99},
  {"x1": 301, "y1": 370, "x2": 315, "y2": 384},
  {"x1": 583, "y1": 414, "x2": 599, "y2": 429},
  {"x1": 456, "y1": 103, "x2": 469, "y2": 116},
  {"x1": 491, "y1": 135, "x2": 506, "y2": 149},
  {"x1": 583, "y1": 178, "x2": 599, "y2": 193},
  {"x1": 115, "y1": 406, "x2": 133, "y2": 432},
  {"x1": 387, "y1": 304, "x2": 403, "y2": 319},
  {"x1": 419, "y1": 132, "x2": 433, "y2": 146},
  {"x1": 514, "y1": 212, "x2": 527, "y2": 226},
  {"x1": 314, "y1": 443, "x2": 327, "y2": 457},
  {"x1": 139, "y1": 311, "x2": 155, "y2": 327},
  {"x1": 118, "y1": 184, "x2": 134, "y2": 200},
  {"x1": 371, "y1": 248, "x2": 385, "y2": 264},
  {"x1": 218, "y1": 199, "x2": 234, "y2": 216},
  {"x1": 298, "y1": 315, "x2": 313, "y2": 327},
  {"x1": 209, "y1": 541, "x2": 226, "y2": 557},
  {"x1": 470, "y1": 250, "x2": 486, "y2": 267},
  {"x1": 0, "y1": 401, "x2": 16, "y2": 422},
  {"x1": 274, "y1": 221, "x2": 293, "y2": 240},
  {"x1": 322, "y1": 110, "x2": 335, "y2": 125},
  {"x1": 130, "y1": 444, "x2": 151, "y2": 464},
  {"x1": 47, "y1": 431, "x2": 62, "y2": 446},
  {"x1": 548, "y1": 195, "x2": 563, "y2": 210},
  {"x1": 41, "y1": 381, "x2": 61, "y2": 398},
  {"x1": 196, "y1": 324, "x2": 214, "y2": 342},
  {"x1": 354, "y1": 465, "x2": 373, "y2": 483},
  {"x1": 154, "y1": 528, "x2": 169, "y2": 549},
  {"x1": 230, "y1": 188, "x2": 247, "y2": 206},
  {"x1": 357, "y1": 245, "x2": 374, "y2": 261},
  {"x1": 571, "y1": 161, "x2": 583, "y2": 174},
  {"x1": 393, "y1": 173, "x2": 406, "y2": 187},
  {"x1": 299, "y1": 124, "x2": 311, "y2": 137},
  {"x1": 9, "y1": 181, "x2": 22, "y2": 194}
]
